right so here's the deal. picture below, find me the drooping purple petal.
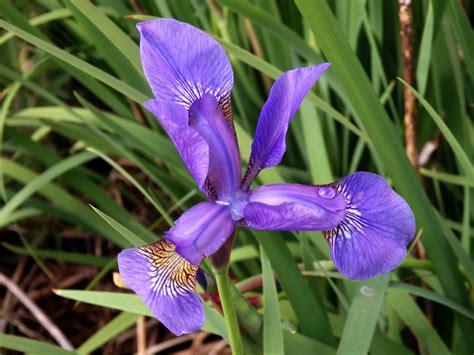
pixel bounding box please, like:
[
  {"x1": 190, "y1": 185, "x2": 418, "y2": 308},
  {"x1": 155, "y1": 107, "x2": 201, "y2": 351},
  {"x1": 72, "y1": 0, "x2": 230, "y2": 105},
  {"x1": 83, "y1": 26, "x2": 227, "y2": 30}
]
[
  {"x1": 241, "y1": 183, "x2": 346, "y2": 231},
  {"x1": 138, "y1": 19, "x2": 233, "y2": 110},
  {"x1": 145, "y1": 99, "x2": 209, "y2": 192},
  {"x1": 242, "y1": 64, "x2": 330, "y2": 189},
  {"x1": 325, "y1": 172, "x2": 415, "y2": 280},
  {"x1": 164, "y1": 201, "x2": 235, "y2": 265},
  {"x1": 189, "y1": 94, "x2": 241, "y2": 198},
  {"x1": 118, "y1": 239, "x2": 203, "y2": 336}
]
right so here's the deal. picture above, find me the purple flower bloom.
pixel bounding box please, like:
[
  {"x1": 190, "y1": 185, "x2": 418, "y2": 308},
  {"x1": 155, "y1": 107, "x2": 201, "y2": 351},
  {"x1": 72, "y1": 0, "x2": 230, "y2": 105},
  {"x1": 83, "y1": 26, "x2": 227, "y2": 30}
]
[{"x1": 118, "y1": 19, "x2": 415, "y2": 335}]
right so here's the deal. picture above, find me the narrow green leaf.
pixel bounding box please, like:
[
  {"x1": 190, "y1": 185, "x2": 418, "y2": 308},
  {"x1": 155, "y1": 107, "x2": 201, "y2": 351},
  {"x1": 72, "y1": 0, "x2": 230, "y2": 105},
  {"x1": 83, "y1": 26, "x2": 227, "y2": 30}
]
[
  {"x1": 90, "y1": 205, "x2": 148, "y2": 247},
  {"x1": 420, "y1": 168, "x2": 474, "y2": 187},
  {"x1": 438, "y1": 214, "x2": 474, "y2": 285},
  {"x1": 3, "y1": 243, "x2": 111, "y2": 267},
  {"x1": 255, "y1": 232, "x2": 335, "y2": 346},
  {"x1": 399, "y1": 78, "x2": 473, "y2": 178},
  {"x1": 219, "y1": 0, "x2": 321, "y2": 63},
  {"x1": 447, "y1": 0, "x2": 474, "y2": 82},
  {"x1": 0, "y1": 207, "x2": 41, "y2": 228},
  {"x1": 386, "y1": 289, "x2": 451, "y2": 355},
  {"x1": 390, "y1": 282, "x2": 474, "y2": 320},
  {"x1": 0, "y1": 20, "x2": 148, "y2": 104},
  {"x1": 261, "y1": 246, "x2": 284, "y2": 355},
  {"x1": 77, "y1": 312, "x2": 139, "y2": 354},
  {"x1": 0, "y1": 334, "x2": 74, "y2": 355},
  {"x1": 87, "y1": 147, "x2": 174, "y2": 227},
  {"x1": 1, "y1": 158, "x2": 130, "y2": 247},
  {"x1": 283, "y1": 331, "x2": 336, "y2": 355},
  {"x1": 0, "y1": 151, "x2": 95, "y2": 223},
  {"x1": 337, "y1": 274, "x2": 389, "y2": 355},
  {"x1": 71, "y1": 0, "x2": 141, "y2": 71},
  {"x1": 0, "y1": 8, "x2": 72, "y2": 45},
  {"x1": 416, "y1": 1, "x2": 434, "y2": 96}
]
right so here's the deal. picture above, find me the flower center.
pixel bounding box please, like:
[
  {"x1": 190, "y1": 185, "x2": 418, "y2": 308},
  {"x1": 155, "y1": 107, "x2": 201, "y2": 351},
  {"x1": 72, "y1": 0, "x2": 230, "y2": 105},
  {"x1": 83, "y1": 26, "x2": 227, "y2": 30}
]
[{"x1": 216, "y1": 191, "x2": 249, "y2": 221}]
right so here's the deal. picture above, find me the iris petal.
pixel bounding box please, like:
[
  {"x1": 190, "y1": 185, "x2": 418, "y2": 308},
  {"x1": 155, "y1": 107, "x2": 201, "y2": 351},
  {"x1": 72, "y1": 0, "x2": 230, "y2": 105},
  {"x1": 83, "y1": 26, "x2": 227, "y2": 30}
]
[
  {"x1": 189, "y1": 94, "x2": 241, "y2": 198},
  {"x1": 118, "y1": 239, "x2": 203, "y2": 336},
  {"x1": 164, "y1": 201, "x2": 236, "y2": 265},
  {"x1": 145, "y1": 99, "x2": 209, "y2": 192},
  {"x1": 325, "y1": 172, "x2": 415, "y2": 280},
  {"x1": 241, "y1": 183, "x2": 346, "y2": 230},
  {"x1": 138, "y1": 19, "x2": 233, "y2": 111},
  {"x1": 243, "y1": 64, "x2": 330, "y2": 189}
]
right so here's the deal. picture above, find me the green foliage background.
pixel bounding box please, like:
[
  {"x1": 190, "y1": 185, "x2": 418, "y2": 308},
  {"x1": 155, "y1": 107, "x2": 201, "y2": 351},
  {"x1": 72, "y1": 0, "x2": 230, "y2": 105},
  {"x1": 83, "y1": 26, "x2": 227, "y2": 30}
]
[{"x1": 0, "y1": 0, "x2": 473, "y2": 354}]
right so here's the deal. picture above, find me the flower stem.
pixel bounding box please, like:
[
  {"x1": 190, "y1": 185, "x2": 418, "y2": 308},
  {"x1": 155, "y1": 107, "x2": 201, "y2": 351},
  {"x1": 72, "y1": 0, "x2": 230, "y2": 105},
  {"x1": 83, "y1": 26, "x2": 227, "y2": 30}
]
[{"x1": 215, "y1": 269, "x2": 244, "y2": 355}]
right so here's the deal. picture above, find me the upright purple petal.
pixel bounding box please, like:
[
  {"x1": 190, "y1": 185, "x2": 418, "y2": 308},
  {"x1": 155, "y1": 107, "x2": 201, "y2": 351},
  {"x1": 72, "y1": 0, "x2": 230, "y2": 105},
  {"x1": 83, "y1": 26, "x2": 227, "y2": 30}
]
[
  {"x1": 325, "y1": 172, "x2": 415, "y2": 280},
  {"x1": 241, "y1": 183, "x2": 346, "y2": 231},
  {"x1": 145, "y1": 99, "x2": 209, "y2": 192},
  {"x1": 138, "y1": 19, "x2": 233, "y2": 110},
  {"x1": 242, "y1": 64, "x2": 330, "y2": 189},
  {"x1": 118, "y1": 239, "x2": 204, "y2": 336},
  {"x1": 164, "y1": 201, "x2": 236, "y2": 265},
  {"x1": 189, "y1": 94, "x2": 241, "y2": 198}
]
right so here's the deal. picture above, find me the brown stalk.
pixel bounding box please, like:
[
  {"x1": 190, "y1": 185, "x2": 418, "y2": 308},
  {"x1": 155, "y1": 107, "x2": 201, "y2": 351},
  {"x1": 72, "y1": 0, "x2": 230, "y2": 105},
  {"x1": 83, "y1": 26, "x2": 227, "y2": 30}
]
[
  {"x1": 136, "y1": 315, "x2": 147, "y2": 355},
  {"x1": 399, "y1": 0, "x2": 418, "y2": 170}
]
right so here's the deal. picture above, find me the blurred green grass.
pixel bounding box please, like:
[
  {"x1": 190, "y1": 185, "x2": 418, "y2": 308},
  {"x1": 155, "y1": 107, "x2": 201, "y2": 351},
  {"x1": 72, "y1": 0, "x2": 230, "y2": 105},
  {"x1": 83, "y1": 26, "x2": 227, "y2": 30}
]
[{"x1": 0, "y1": 0, "x2": 473, "y2": 354}]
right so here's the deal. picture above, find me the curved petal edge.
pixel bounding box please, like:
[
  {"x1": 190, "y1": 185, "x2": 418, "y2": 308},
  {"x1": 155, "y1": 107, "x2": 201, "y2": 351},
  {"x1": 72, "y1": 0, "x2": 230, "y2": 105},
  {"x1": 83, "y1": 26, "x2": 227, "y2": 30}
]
[
  {"x1": 325, "y1": 172, "x2": 416, "y2": 280},
  {"x1": 118, "y1": 239, "x2": 204, "y2": 335},
  {"x1": 145, "y1": 99, "x2": 210, "y2": 192},
  {"x1": 243, "y1": 63, "x2": 330, "y2": 188},
  {"x1": 138, "y1": 19, "x2": 233, "y2": 109},
  {"x1": 164, "y1": 201, "x2": 236, "y2": 265}
]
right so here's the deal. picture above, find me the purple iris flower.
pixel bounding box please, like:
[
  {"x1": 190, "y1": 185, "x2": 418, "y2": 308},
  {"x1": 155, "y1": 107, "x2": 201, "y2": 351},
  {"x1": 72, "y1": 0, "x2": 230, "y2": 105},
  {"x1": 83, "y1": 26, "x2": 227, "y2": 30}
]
[{"x1": 118, "y1": 19, "x2": 415, "y2": 336}]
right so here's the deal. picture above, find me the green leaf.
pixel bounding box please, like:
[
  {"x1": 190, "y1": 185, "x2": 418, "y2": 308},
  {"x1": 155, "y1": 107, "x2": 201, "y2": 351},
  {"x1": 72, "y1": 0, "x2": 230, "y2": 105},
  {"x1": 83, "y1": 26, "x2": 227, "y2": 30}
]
[
  {"x1": 399, "y1": 78, "x2": 473, "y2": 178},
  {"x1": 0, "y1": 334, "x2": 74, "y2": 355},
  {"x1": 0, "y1": 20, "x2": 148, "y2": 104},
  {"x1": 416, "y1": 1, "x2": 434, "y2": 96},
  {"x1": 0, "y1": 151, "x2": 95, "y2": 223},
  {"x1": 438, "y1": 214, "x2": 474, "y2": 285},
  {"x1": 66, "y1": 1, "x2": 149, "y2": 96},
  {"x1": 77, "y1": 312, "x2": 139, "y2": 354},
  {"x1": 87, "y1": 147, "x2": 174, "y2": 227},
  {"x1": 261, "y1": 246, "x2": 284, "y2": 355},
  {"x1": 1, "y1": 158, "x2": 130, "y2": 247},
  {"x1": 283, "y1": 331, "x2": 336, "y2": 355},
  {"x1": 0, "y1": 8, "x2": 72, "y2": 45},
  {"x1": 390, "y1": 282, "x2": 474, "y2": 320},
  {"x1": 3, "y1": 243, "x2": 111, "y2": 267},
  {"x1": 420, "y1": 168, "x2": 474, "y2": 187},
  {"x1": 70, "y1": 0, "x2": 141, "y2": 71},
  {"x1": 447, "y1": 0, "x2": 474, "y2": 82},
  {"x1": 90, "y1": 205, "x2": 149, "y2": 247},
  {"x1": 0, "y1": 207, "x2": 41, "y2": 228},
  {"x1": 219, "y1": 0, "x2": 321, "y2": 63},
  {"x1": 386, "y1": 289, "x2": 451, "y2": 355},
  {"x1": 255, "y1": 231, "x2": 335, "y2": 346},
  {"x1": 337, "y1": 274, "x2": 389, "y2": 355}
]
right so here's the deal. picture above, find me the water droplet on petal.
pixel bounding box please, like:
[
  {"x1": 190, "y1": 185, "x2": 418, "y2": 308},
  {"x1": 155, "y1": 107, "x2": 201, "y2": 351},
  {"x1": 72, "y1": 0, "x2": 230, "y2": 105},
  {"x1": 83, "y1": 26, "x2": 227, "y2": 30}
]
[
  {"x1": 360, "y1": 286, "x2": 375, "y2": 297},
  {"x1": 318, "y1": 187, "x2": 336, "y2": 199}
]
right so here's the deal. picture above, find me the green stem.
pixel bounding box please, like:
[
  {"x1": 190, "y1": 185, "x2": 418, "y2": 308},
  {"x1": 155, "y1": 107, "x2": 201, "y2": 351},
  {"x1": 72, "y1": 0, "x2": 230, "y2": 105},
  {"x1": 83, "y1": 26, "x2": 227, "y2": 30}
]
[{"x1": 215, "y1": 269, "x2": 244, "y2": 355}]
